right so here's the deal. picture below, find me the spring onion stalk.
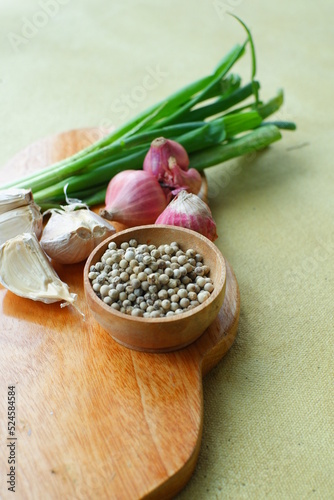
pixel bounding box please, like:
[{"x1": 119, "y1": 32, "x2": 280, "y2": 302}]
[{"x1": 1, "y1": 21, "x2": 296, "y2": 208}]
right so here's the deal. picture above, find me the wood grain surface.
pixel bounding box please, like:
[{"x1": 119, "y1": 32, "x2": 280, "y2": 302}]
[{"x1": 0, "y1": 129, "x2": 240, "y2": 499}]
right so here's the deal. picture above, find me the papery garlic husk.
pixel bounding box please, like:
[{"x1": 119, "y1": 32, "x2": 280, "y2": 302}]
[
  {"x1": 0, "y1": 233, "x2": 77, "y2": 305},
  {"x1": 41, "y1": 208, "x2": 116, "y2": 264},
  {"x1": 100, "y1": 170, "x2": 168, "y2": 227},
  {"x1": 155, "y1": 190, "x2": 218, "y2": 241},
  {"x1": 0, "y1": 203, "x2": 43, "y2": 246},
  {"x1": 143, "y1": 137, "x2": 189, "y2": 180}
]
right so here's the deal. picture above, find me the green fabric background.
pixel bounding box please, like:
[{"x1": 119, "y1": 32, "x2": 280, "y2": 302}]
[{"x1": 1, "y1": 0, "x2": 333, "y2": 498}]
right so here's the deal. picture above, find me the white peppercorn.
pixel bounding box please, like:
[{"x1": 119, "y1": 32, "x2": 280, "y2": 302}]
[
  {"x1": 89, "y1": 239, "x2": 215, "y2": 318},
  {"x1": 150, "y1": 310, "x2": 161, "y2": 318},
  {"x1": 181, "y1": 276, "x2": 191, "y2": 285},
  {"x1": 168, "y1": 279, "x2": 178, "y2": 288},
  {"x1": 120, "y1": 272, "x2": 129, "y2": 282},
  {"x1": 190, "y1": 300, "x2": 200, "y2": 308},
  {"x1": 180, "y1": 298, "x2": 190, "y2": 308},
  {"x1": 186, "y1": 249, "x2": 195, "y2": 258},
  {"x1": 158, "y1": 289, "x2": 168, "y2": 299},
  {"x1": 173, "y1": 269, "x2": 182, "y2": 279},
  {"x1": 124, "y1": 250, "x2": 135, "y2": 262},
  {"x1": 195, "y1": 266, "x2": 205, "y2": 276},
  {"x1": 177, "y1": 254, "x2": 187, "y2": 265},
  {"x1": 131, "y1": 308, "x2": 143, "y2": 317},
  {"x1": 198, "y1": 291, "x2": 210, "y2": 303},
  {"x1": 188, "y1": 292, "x2": 197, "y2": 301},
  {"x1": 204, "y1": 283, "x2": 214, "y2": 293},
  {"x1": 151, "y1": 249, "x2": 160, "y2": 259},
  {"x1": 159, "y1": 274, "x2": 169, "y2": 285},
  {"x1": 161, "y1": 299, "x2": 171, "y2": 310},
  {"x1": 108, "y1": 289, "x2": 119, "y2": 300},
  {"x1": 196, "y1": 277, "x2": 206, "y2": 288},
  {"x1": 177, "y1": 289, "x2": 187, "y2": 299},
  {"x1": 88, "y1": 271, "x2": 98, "y2": 280},
  {"x1": 131, "y1": 279, "x2": 141, "y2": 289}
]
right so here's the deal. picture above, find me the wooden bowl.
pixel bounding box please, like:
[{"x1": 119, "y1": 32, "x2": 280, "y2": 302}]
[{"x1": 84, "y1": 225, "x2": 226, "y2": 352}]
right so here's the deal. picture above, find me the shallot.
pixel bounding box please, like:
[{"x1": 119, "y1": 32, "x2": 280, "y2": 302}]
[
  {"x1": 155, "y1": 190, "x2": 218, "y2": 241},
  {"x1": 100, "y1": 170, "x2": 168, "y2": 227}
]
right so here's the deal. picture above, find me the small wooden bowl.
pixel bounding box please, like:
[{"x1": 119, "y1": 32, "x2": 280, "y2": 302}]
[{"x1": 84, "y1": 225, "x2": 226, "y2": 352}]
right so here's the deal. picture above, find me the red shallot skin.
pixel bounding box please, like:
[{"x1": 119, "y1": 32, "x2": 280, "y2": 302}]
[
  {"x1": 155, "y1": 190, "x2": 218, "y2": 242},
  {"x1": 100, "y1": 170, "x2": 168, "y2": 227},
  {"x1": 143, "y1": 137, "x2": 189, "y2": 180},
  {"x1": 167, "y1": 157, "x2": 202, "y2": 195}
]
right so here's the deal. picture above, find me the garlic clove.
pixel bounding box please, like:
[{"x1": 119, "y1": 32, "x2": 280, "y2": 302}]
[
  {"x1": 100, "y1": 170, "x2": 168, "y2": 227},
  {"x1": 0, "y1": 187, "x2": 43, "y2": 244},
  {"x1": 0, "y1": 188, "x2": 33, "y2": 215},
  {"x1": 0, "y1": 201, "x2": 43, "y2": 245},
  {"x1": 0, "y1": 233, "x2": 77, "y2": 305},
  {"x1": 155, "y1": 190, "x2": 218, "y2": 241},
  {"x1": 40, "y1": 209, "x2": 115, "y2": 264}
]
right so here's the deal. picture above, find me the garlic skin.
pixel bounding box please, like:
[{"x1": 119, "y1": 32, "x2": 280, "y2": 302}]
[
  {"x1": 41, "y1": 209, "x2": 115, "y2": 264},
  {"x1": 0, "y1": 188, "x2": 43, "y2": 245},
  {"x1": 155, "y1": 190, "x2": 218, "y2": 241},
  {"x1": 0, "y1": 233, "x2": 77, "y2": 305},
  {"x1": 100, "y1": 170, "x2": 168, "y2": 227}
]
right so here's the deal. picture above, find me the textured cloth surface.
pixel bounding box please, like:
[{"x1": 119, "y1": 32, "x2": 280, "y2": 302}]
[{"x1": 0, "y1": 1, "x2": 333, "y2": 498}]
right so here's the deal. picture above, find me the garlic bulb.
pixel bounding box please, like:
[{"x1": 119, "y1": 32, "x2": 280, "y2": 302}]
[
  {"x1": 41, "y1": 208, "x2": 115, "y2": 264},
  {"x1": 100, "y1": 170, "x2": 168, "y2": 227},
  {"x1": 155, "y1": 190, "x2": 218, "y2": 241},
  {"x1": 0, "y1": 188, "x2": 43, "y2": 245},
  {"x1": 0, "y1": 233, "x2": 77, "y2": 305}
]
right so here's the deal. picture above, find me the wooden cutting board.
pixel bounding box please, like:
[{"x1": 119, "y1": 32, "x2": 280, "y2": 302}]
[{"x1": 0, "y1": 129, "x2": 240, "y2": 499}]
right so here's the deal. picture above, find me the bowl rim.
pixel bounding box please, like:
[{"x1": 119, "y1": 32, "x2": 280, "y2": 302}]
[{"x1": 84, "y1": 224, "x2": 226, "y2": 323}]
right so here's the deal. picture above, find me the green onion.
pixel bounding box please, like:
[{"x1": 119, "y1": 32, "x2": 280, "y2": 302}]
[{"x1": 1, "y1": 20, "x2": 296, "y2": 209}]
